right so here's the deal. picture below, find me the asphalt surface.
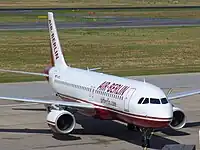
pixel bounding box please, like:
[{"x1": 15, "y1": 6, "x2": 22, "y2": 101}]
[
  {"x1": 0, "y1": 73, "x2": 200, "y2": 150},
  {"x1": 1, "y1": 18, "x2": 200, "y2": 30},
  {"x1": 1, "y1": 7, "x2": 200, "y2": 30}
]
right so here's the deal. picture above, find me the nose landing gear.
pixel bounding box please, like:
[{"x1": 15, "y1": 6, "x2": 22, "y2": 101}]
[
  {"x1": 127, "y1": 124, "x2": 154, "y2": 148},
  {"x1": 141, "y1": 128, "x2": 154, "y2": 148}
]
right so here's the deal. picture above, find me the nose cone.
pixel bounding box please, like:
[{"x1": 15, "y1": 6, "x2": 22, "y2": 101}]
[
  {"x1": 132, "y1": 82, "x2": 173, "y2": 128},
  {"x1": 144, "y1": 103, "x2": 173, "y2": 128},
  {"x1": 149, "y1": 103, "x2": 173, "y2": 119}
]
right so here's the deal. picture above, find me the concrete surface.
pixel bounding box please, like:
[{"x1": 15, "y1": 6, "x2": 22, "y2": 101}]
[{"x1": 0, "y1": 73, "x2": 200, "y2": 150}]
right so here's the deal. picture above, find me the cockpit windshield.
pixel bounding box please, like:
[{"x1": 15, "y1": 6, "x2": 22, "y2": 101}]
[
  {"x1": 161, "y1": 98, "x2": 168, "y2": 104},
  {"x1": 138, "y1": 97, "x2": 168, "y2": 104},
  {"x1": 143, "y1": 98, "x2": 149, "y2": 104},
  {"x1": 150, "y1": 98, "x2": 160, "y2": 104},
  {"x1": 138, "y1": 97, "x2": 144, "y2": 104}
]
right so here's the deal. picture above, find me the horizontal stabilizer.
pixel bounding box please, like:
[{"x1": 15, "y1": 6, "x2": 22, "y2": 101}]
[
  {"x1": 0, "y1": 69, "x2": 48, "y2": 77},
  {"x1": 87, "y1": 67, "x2": 101, "y2": 71}
]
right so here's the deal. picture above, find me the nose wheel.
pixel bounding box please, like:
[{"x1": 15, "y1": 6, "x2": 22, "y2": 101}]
[
  {"x1": 141, "y1": 128, "x2": 154, "y2": 148},
  {"x1": 127, "y1": 124, "x2": 154, "y2": 148}
]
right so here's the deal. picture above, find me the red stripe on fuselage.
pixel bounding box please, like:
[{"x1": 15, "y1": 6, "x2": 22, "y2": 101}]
[{"x1": 57, "y1": 93, "x2": 171, "y2": 128}]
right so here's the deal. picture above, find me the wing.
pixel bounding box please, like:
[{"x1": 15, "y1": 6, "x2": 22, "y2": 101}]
[
  {"x1": 168, "y1": 89, "x2": 200, "y2": 100},
  {"x1": 0, "y1": 69, "x2": 48, "y2": 77},
  {"x1": 0, "y1": 96, "x2": 94, "y2": 109}
]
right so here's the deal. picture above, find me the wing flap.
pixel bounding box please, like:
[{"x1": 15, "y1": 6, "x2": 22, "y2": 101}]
[
  {"x1": 168, "y1": 89, "x2": 200, "y2": 100},
  {"x1": 0, "y1": 96, "x2": 94, "y2": 109}
]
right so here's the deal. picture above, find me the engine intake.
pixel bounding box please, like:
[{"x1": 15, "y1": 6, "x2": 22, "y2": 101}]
[
  {"x1": 169, "y1": 107, "x2": 186, "y2": 130},
  {"x1": 47, "y1": 110, "x2": 76, "y2": 134}
]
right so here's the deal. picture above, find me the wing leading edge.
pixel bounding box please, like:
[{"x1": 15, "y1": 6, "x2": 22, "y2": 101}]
[
  {"x1": 168, "y1": 89, "x2": 200, "y2": 100},
  {"x1": 0, "y1": 69, "x2": 48, "y2": 77},
  {"x1": 0, "y1": 96, "x2": 94, "y2": 109}
]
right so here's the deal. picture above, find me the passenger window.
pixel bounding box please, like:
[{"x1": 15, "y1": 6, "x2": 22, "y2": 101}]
[
  {"x1": 150, "y1": 98, "x2": 160, "y2": 104},
  {"x1": 161, "y1": 98, "x2": 168, "y2": 104},
  {"x1": 138, "y1": 97, "x2": 144, "y2": 104},
  {"x1": 142, "y1": 98, "x2": 149, "y2": 104}
]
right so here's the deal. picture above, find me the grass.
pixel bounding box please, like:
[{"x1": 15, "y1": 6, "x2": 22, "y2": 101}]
[
  {"x1": 99, "y1": 9, "x2": 200, "y2": 18},
  {"x1": 0, "y1": 12, "x2": 114, "y2": 23},
  {"x1": 1, "y1": 0, "x2": 200, "y2": 8},
  {"x1": 0, "y1": 26, "x2": 200, "y2": 83}
]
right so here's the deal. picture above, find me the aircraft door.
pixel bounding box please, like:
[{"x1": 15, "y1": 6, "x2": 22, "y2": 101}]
[
  {"x1": 124, "y1": 88, "x2": 136, "y2": 112},
  {"x1": 89, "y1": 86, "x2": 95, "y2": 101}
]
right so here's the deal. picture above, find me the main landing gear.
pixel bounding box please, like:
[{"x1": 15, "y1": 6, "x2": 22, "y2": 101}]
[
  {"x1": 127, "y1": 124, "x2": 154, "y2": 148},
  {"x1": 127, "y1": 123, "x2": 140, "y2": 132}
]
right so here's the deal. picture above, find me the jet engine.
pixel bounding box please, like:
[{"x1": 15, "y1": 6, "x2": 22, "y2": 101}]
[
  {"x1": 169, "y1": 107, "x2": 186, "y2": 130},
  {"x1": 47, "y1": 110, "x2": 76, "y2": 134}
]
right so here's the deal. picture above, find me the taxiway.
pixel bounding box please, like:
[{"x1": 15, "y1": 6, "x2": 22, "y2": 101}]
[{"x1": 0, "y1": 73, "x2": 200, "y2": 150}]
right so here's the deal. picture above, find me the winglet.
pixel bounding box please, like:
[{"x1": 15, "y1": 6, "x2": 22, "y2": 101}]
[{"x1": 48, "y1": 12, "x2": 68, "y2": 67}]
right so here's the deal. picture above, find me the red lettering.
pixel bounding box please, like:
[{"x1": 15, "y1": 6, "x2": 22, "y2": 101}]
[
  {"x1": 55, "y1": 51, "x2": 59, "y2": 59},
  {"x1": 118, "y1": 86, "x2": 129, "y2": 95},
  {"x1": 107, "y1": 83, "x2": 116, "y2": 93},
  {"x1": 98, "y1": 81, "x2": 110, "y2": 91},
  {"x1": 113, "y1": 84, "x2": 122, "y2": 94},
  {"x1": 52, "y1": 33, "x2": 54, "y2": 39},
  {"x1": 49, "y1": 20, "x2": 52, "y2": 30}
]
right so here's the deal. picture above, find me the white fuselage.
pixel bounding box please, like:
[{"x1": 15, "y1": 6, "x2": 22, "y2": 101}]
[{"x1": 47, "y1": 66, "x2": 173, "y2": 128}]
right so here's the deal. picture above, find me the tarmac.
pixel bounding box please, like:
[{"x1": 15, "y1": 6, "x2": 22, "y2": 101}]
[
  {"x1": 1, "y1": 18, "x2": 200, "y2": 30},
  {"x1": 1, "y1": 9, "x2": 200, "y2": 30},
  {"x1": 0, "y1": 73, "x2": 200, "y2": 150},
  {"x1": 1, "y1": 8, "x2": 200, "y2": 30}
]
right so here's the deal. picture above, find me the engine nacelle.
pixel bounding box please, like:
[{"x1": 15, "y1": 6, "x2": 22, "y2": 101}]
[
  {"x1": 47, "y1": 110, "x2": 76, "y2": 134},
  {"x1": 169, "y1": 107, "x2": 186, "y2": 130}
]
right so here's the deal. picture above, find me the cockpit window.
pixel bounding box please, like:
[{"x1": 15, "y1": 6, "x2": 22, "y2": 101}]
[
  {"x1": 161, "y1": 98, "x2": 168, "y2": 104},
  {"x1": 150, "y1": 98, "x2": 160, "y2": 104},
  {"x1": 138, "y1": 97, "x2": 144, "y2": 104},
  {"x1": 139, "y1": 97, "x2": 168, "y2": 104},
  {"x1": 142, "y1": 98, "x2": 149, "y2": 104}
]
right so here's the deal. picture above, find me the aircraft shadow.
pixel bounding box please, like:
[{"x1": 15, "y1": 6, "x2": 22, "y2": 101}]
[
  {"x1": 160, "y1": 121, "x2": 200, "y2": 136},
  {"x1": 72, "y1": 114, "x2": 180, "y2": 149},
  {"x1": 184, "y1": 122, "x2": 200, "y2": 128},
  {"x1": 159, "y1": 128, "x2": 189, "y2": 136},
  {"x1": 0, "y1": 128, "x2": 81, "y2": 141},
  {"x1": 158, "y1": 121, "x2": 200, "y2": 138},
  {"x1": 1, "y1": 113, "x2": 198, "y2": 149},
  {"x1": 12, "y1": 108, "x2": 46, "y2": 111}
]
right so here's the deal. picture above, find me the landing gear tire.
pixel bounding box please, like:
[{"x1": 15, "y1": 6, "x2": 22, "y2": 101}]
[
  {"x1": 127, "y1": 124, "x2": 140, "y2": 132},
  {"x1": 142, "y1": 138, "x2": 150, "y2": 148}
]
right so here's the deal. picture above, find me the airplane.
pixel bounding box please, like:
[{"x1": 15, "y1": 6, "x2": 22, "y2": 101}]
[{"x1": 0, "y1": 12, "x2": 200, "y2": 148}]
